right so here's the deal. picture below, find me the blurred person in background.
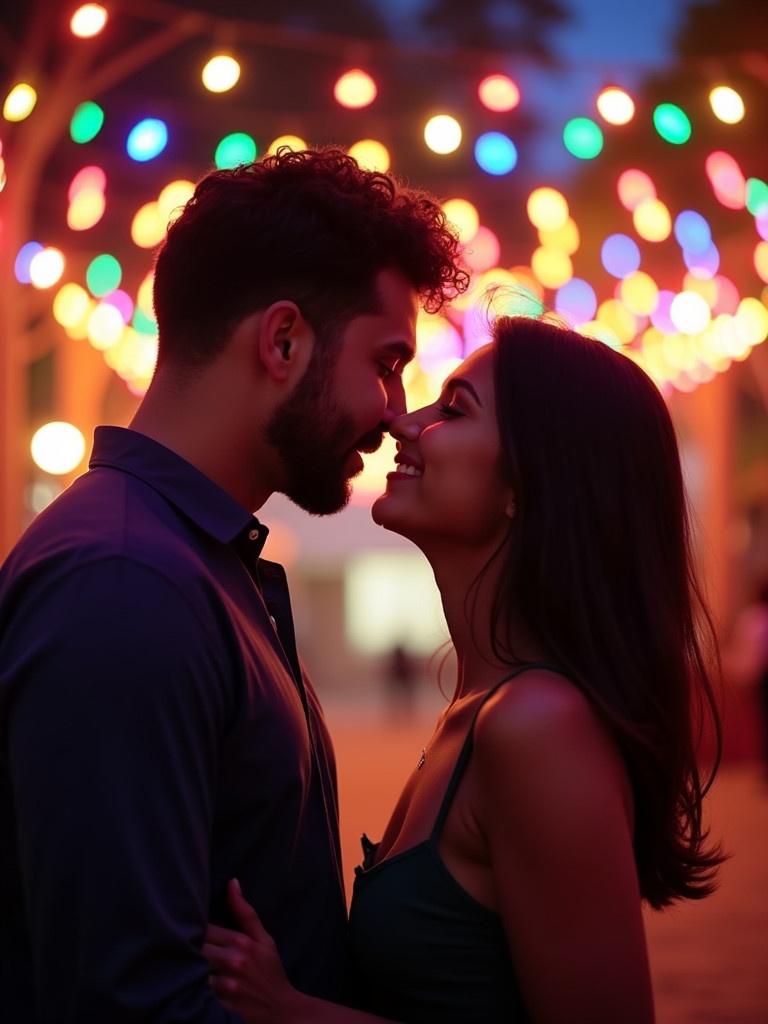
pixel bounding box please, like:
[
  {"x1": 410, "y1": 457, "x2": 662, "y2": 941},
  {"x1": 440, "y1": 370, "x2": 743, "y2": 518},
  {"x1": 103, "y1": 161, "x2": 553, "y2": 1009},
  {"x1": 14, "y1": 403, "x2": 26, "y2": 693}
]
[
  {"x1": 204, "y1": 314, "x2": 725, "y2": 1024},
  {"x1": 382, "y1": 642, "x2": 420, "y2": 718},
  {"x1": 723, "y1": 576, "x2": 768, "y2": 774},
  {"x1": 0, "y1": 146, "x2": 467, "y2": 1024}
]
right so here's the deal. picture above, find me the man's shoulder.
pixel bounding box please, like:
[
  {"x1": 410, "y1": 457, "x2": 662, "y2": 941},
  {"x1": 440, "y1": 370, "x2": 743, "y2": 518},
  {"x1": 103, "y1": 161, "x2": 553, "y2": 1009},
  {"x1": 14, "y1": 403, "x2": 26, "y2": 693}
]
[{"x1": 1, "y1": 466, "x2": 210, "y2": 603}]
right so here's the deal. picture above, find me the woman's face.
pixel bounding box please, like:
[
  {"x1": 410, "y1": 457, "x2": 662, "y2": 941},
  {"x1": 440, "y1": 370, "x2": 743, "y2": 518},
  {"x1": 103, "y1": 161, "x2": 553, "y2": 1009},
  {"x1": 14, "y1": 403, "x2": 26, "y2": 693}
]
[{"x1": 372, "y1": 344, "x2": 514, "y2": 553}]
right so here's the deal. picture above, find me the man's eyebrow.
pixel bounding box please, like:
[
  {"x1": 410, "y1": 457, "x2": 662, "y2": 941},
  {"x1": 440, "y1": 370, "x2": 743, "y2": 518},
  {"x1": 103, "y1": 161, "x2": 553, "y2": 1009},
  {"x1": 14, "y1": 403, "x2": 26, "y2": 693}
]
[{"x1": 444, "y1": 377, "x2": 482, "y2": 405}]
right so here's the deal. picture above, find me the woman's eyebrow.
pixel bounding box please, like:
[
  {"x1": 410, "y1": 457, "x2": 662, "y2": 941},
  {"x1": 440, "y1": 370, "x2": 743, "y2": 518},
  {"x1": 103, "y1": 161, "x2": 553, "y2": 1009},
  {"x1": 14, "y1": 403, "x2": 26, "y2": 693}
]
[{"x1": 444, "y1": 377, "x2": 482, "y2": 405}]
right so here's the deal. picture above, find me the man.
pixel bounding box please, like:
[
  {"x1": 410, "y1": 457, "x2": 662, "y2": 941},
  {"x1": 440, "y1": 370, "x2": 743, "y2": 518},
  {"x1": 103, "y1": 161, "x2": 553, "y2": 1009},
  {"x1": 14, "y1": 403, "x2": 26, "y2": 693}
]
[{"x1": 0, "y1": 147, "x2": 468, "y2": 1023}]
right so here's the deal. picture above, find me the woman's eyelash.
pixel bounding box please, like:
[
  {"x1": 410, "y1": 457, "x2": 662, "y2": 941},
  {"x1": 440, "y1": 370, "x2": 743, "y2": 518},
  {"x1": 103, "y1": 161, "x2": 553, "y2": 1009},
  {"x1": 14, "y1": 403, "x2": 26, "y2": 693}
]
[{"x1": 437, "y1": 402, "x2": 462, "y2": 417}]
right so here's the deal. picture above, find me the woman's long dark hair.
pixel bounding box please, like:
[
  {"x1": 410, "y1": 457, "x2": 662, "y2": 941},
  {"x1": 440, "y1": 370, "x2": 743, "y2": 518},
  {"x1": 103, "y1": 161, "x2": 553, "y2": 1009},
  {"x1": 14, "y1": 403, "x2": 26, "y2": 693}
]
[{"x1": 486, "y1": 315, "x2": 724, "y2": 908}]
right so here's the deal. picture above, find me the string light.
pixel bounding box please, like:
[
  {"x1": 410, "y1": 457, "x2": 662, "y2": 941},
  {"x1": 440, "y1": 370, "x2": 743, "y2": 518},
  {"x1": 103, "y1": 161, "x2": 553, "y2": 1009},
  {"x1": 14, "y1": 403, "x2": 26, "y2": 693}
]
[
  {"x1": 334, "y1": 69, "x2": 377, "y2": 109},
  {"x1": 653, "y1": 103, "x2": 692, "y2": 144},
  {"x1": 709, "y1": 86, "x2": 745, "y2": 124},
  {"x1": 4, "y1": 7, "x2": 765, "y2": 406},
  {"x1": 126, "y1": 119, "x2": 168, "y2": 161},
  {"x1": 563, "y1": 117, "x2": 603, "y2": 159},
  {"x1": 596, "y1": 86, "x2": 635, "y2": 125},
  {"x1": 477, "y1": 75, "x2": 520, "y2": 112},
  {"x1": 347, "y1": 140, "x2": 390, "y2": 171},
  {"x1": 31, "y1": 423, "x2": 86, "y2": 475},
  {"x1": 424, "y1": 115, "x2": 462, "y2": 155},
  {"x1": 202, "y1": 55, "x2": 241, "y2": 94},
  {"x1": 3, "y1": 84, "x2": 36, "y2": 122},
  {"x1": 70, "y1": 4, "x2": 108, "y2": 39}
]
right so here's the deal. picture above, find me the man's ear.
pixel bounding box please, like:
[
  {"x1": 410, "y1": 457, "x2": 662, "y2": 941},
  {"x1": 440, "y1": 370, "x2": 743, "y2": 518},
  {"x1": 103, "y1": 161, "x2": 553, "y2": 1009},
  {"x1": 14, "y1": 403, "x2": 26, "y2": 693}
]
[{"x1": 258, "y1": 301, "x2": 315, "y2": 382}]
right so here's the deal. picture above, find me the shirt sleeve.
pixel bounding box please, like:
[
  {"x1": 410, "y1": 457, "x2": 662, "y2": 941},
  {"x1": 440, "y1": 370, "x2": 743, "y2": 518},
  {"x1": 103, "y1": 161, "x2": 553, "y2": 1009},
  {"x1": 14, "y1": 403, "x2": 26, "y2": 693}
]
[{"x1": 4, "y1": 557, "x2": 245, "y2": 1023}]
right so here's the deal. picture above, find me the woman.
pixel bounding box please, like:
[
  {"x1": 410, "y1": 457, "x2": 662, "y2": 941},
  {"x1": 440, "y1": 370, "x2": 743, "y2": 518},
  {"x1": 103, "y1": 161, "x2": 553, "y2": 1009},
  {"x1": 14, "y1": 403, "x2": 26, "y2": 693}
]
[{"x1": 204, "y1": 315, "x2": 724, "y2": 1023}]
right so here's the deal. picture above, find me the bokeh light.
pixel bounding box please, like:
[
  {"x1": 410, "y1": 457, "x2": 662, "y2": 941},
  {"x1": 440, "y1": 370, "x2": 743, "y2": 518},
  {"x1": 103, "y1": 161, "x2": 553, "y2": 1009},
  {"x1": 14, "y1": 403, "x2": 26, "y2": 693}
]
[
  {"x1": 596, "y1": 299, "x2": 637, "y2": 344},
  {"x1": 215, "y1": 132, "x2": 257, "y2": 168},
  {"x1": 709, "y1": 86, "x2": 745, "y2": 124},
  {"x1": 531, "y1": 246, "x2": 573, "y2": 289},
  {"x1": 555, "y1": 277, "x2": 597, "y2": 324},
  {"x1": 131, "y1": 202, "x2": 168, "y2": 249},
  {"x1": 683, "y1": 240, "x2": 720, "y2": 279},
  {"x1": 334, "y1": 69, "x2": 377, "y2": 109},
  {"x1": 15, "y1": 241, "x2": 44, "y2": 284},
  {"x1": 157, "y1": 180, "x2": 195, "y2": 223},
  {"x1": 653, "y1": 103, "x2": 692, "y2": 144},
  {"x1": 670, "y1": 291, "x2": 712, "y2": 334},
  {"x1": 754, "y1": 241, "x2": 768, "y2": 284},
  {"x1": 126, "y1": 118, "x2": 168, "y2": 161},
  {"x1": 67, "y1": 189, "x2": 106, "y2": 231},
  {"x1": 674, "y1": 210, "x2": 712, "y2": 254},
  {"x1": 29, "y1": 248, "x2": 65, "y2": 289},
  {"x1": 70, "y1": 4, "x2": 107, "y2": 38},
  {"x1": 617, "y1": 169, "x2": 656, "y2": 211},
  {"x1": 526, "y1": 187, "x2": 569, "y2": 232},
  {"x1": 442, "y1": 198, "x2": 479, "y2": 242},
  {"x1": 70, "y1": 101, "x2": 104, "y2": 143},
  {"x1": 31, "y1": 422, "x2": 87, "y2": 475},
  {"x1": 477, "y1": 74, "x2": 520, "y2": 112},
  {"x1": 474, "y1": 132, "x2": 517, "y2": 175},
  {"x1": 267, "y1": 135, "x2": 307, "y2": 154},
  {"x1": 650, "y1": 290, "x2": 677, "y2": 333},
  {"x1": 53, "y1": 283, "x2": 92, "y2": 329},
  {"x1": 3, "y1": 83, "x2": 37, "y2": 122},
  {"x1": 88, "y1": 302, "x2": 126, "y2": 350},
  {"x1": 563, "y1": 117, "x2": 603, "y2": 159},
  {"x1": 68, "y1": 165, "x2": 106, "y2": 200},
  {"x1": 746, "y1": 178, "x2": 768, "y2": 218},
  {"x1": 706, "y1": 150, "x2": 746, "y2": 209},
  {"x1": 619, "y1": 271, "x2": 659, "y2": 315},
  {"x1": 348, "y1": 139, "x2": 390, "y2": 171},
  {"x1": 596, "y1": 86, "x2": 635, "y2": 125},
  {"x1": 86, "y1": 254, "x2": 122, "y2": 297},
  {"x1": 601, "y1": 234, "x2": 641, "y2": 278},
  {"x1": 424, "y1": 115, "x2": 462, "y2": 154},
  {"x1": 463, "y1": 225, "x2": 500, "y2": 272},
  {"x1": 538, "y1": 218, "x2": 580, "y2": 255},
  {"x1": 102, "y1": 289, "x2": 134, "y2": 324},
  {"x1": 633, "y1": 197, "x2": 672, "y2": 242},
  {"x1": 202, "y1": 55, "x2": 241, "y2": 93}
]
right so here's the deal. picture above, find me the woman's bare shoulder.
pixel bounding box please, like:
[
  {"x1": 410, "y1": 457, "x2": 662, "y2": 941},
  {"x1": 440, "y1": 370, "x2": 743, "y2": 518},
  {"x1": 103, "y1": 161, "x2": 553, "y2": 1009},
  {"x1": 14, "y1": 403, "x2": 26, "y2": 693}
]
[
  {"x1": 476, "y1": 666, "x2": 600, "y2": 747},
  {"x1": 471, "y1": 666, "x2": 630, "y2": 817}
]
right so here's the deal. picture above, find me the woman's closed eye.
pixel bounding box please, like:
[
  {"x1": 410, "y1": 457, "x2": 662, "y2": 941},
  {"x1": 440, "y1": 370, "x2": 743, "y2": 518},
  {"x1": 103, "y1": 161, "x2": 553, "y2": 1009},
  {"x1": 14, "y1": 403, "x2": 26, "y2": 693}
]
[{"x1": 437, "y1": 401, "x2": 463, "y2": 418}]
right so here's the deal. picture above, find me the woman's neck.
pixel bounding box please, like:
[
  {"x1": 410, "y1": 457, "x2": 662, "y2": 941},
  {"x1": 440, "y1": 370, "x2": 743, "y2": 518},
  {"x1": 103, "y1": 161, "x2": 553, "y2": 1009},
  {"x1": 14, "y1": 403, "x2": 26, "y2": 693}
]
[{"x1": 429, "y1": 551, "x2": 544, "y2": 702}]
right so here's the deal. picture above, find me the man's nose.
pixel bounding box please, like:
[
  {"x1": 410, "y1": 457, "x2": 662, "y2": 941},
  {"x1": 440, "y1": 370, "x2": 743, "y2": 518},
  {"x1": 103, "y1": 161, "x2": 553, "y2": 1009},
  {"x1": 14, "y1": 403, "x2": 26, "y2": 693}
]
[{"x1": 382, "y1": 374, "x2": 407, "y2": 423}]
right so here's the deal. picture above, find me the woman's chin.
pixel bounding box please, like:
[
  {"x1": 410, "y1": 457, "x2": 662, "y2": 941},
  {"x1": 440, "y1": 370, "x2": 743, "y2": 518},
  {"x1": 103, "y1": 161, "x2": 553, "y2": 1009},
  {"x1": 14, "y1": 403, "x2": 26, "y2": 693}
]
[
  {"x1": 371, "y1": 493, "x2": 393, "y2": 528},
  {"x1": 371, "y1": 493, "x2": 407, "y2": 534}
]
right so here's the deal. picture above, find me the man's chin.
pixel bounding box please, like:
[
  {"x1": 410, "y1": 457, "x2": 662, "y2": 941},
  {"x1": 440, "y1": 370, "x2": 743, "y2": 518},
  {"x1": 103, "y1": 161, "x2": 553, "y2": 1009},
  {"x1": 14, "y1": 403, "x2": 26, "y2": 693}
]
[{"x1": 283, "y1": 479, "x2": 352, "y2": 517}]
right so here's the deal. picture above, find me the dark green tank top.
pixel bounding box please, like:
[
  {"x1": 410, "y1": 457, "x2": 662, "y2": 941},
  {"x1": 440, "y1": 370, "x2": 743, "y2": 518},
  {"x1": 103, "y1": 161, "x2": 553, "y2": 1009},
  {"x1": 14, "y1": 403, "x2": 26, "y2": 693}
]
[{"x1": 348, "y1": 663, "x2": 566, "y2": 1024}]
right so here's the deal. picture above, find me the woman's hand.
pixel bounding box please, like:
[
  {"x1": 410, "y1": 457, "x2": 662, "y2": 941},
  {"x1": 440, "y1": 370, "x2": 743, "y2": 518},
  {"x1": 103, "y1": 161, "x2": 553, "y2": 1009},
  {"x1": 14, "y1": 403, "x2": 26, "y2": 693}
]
[{"x1": 204, "y1": 878, "x2": 299, "y2": 1023}]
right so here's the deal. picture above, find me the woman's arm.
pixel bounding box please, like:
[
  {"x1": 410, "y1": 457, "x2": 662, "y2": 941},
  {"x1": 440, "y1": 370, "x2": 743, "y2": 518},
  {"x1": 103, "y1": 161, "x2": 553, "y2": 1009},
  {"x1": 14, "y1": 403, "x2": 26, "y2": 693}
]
[
  {"x1": 471, "y1": 669, "x2": 655, "y2": 1024},
  {"x1": 204, "y1": 881, "x2": 401, "y2": 1024}
]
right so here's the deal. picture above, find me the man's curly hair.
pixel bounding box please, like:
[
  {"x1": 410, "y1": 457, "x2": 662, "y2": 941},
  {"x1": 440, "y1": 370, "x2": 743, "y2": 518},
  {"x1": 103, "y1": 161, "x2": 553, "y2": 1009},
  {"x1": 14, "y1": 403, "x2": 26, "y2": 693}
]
[{"x1": 153, "y1": 146, "x2": 469, "y2": 367}]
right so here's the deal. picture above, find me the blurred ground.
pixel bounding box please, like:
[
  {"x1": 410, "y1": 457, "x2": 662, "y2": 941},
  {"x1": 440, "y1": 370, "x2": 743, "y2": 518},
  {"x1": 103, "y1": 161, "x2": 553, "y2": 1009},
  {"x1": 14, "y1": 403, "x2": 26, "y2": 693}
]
[{"x1": 325, "y1": 691, "x2": 768, "y2": 1024}]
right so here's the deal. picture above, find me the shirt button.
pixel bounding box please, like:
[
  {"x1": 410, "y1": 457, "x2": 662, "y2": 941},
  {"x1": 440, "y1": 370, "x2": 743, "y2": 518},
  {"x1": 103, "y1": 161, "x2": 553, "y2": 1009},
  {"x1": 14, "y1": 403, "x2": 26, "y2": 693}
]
[{"x1": 249, "y1": 528, "x2": 260, "y2": 541}]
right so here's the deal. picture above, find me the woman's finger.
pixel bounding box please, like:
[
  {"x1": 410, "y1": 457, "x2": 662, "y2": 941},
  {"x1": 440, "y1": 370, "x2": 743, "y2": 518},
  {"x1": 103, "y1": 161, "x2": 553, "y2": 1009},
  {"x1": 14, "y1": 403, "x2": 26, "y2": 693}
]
[
  {"x1": 226, "y1": 878, "x2": 274, "y2": 945},
  {"x1": 202, "y1": 942, "x2": 232, "y2": 972},
  {"x1": 205, "y1": 923, "x2": 242, "y2": 948}
]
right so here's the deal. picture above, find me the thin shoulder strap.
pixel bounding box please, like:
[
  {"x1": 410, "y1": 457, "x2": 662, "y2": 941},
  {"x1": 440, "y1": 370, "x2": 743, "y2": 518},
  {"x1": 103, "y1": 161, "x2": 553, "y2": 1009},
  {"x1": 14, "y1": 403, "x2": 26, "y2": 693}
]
[{"x1": 431, "y1": 661, "x2": 568, "y2": 840}]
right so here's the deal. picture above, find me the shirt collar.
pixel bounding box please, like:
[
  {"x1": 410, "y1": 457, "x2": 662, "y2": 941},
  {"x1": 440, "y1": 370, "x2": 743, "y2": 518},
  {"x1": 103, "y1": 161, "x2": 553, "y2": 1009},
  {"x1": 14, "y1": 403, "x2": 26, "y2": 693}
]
[{"x1": 89, "y1": 425, "x2": 269, "y2": 557}]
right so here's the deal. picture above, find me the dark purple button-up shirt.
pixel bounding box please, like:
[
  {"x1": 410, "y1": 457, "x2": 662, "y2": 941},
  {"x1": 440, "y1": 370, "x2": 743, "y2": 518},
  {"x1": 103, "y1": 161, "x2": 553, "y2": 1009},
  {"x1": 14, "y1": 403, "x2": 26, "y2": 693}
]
[{"x1": 0, "y1": 426, "x2": 348, "y2": 1023}]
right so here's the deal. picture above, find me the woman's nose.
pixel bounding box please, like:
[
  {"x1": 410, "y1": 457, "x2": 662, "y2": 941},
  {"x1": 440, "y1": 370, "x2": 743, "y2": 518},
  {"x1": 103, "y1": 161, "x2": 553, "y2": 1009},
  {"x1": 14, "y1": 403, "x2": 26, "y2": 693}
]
[{"x1": 388, "y1": 410, "x2": 424, "y2": 442}]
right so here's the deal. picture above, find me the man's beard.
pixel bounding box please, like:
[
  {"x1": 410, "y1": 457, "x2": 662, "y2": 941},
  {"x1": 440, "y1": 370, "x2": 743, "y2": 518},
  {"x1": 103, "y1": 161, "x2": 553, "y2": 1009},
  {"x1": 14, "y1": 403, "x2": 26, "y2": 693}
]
[{"x1": 265, "y1": 355, "x2": 384, "y2": 516}]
